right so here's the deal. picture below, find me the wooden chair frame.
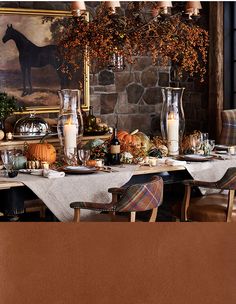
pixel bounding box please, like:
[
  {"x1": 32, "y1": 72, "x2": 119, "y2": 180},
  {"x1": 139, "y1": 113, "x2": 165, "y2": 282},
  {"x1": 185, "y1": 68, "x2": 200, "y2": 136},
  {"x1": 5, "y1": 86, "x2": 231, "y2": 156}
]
[{"x1": 181, "y1": 179, "x2": 235, "y2": 222}]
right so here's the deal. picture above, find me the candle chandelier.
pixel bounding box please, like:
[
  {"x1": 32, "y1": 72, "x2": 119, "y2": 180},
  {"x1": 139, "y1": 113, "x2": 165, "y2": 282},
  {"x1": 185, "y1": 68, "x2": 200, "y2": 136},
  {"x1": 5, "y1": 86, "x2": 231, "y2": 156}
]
[
  {"x1": 53, "y1": 1, "x2": 208, "y2": 81},
  {"x1": 71, "y1": 1, "x2": 202, "y2": 19}
]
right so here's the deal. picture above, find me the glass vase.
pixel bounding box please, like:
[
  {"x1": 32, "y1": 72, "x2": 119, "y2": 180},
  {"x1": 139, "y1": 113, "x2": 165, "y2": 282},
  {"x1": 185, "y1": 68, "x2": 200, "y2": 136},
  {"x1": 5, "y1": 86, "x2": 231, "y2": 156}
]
[
  {"x1": 57, "y1": 89, "x2": 83, "y2": 165},
  {"x1": 160, "y1": 87, "x2": 185, "y2": 156}
]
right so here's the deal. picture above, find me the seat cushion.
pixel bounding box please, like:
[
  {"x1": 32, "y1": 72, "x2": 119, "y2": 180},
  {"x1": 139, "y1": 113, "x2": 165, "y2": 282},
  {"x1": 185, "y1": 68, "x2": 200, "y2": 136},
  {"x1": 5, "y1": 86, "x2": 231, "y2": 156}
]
[{"x1": 188, "y1": 194, "x2": 236, "y2": 222}]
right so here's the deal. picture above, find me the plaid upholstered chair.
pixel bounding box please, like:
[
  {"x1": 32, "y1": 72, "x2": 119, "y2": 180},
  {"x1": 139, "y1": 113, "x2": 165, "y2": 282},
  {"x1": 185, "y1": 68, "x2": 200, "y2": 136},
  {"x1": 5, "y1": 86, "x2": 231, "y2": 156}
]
[
  {"x1": 70, "y1": 176, "x2": 163, "y2": 222},
  {"x1": 219, "y1": 110, "x2": 236, "y2": 145},
  {"x1": 181, "y1": 167, "x2": 236, "y2": 222}
]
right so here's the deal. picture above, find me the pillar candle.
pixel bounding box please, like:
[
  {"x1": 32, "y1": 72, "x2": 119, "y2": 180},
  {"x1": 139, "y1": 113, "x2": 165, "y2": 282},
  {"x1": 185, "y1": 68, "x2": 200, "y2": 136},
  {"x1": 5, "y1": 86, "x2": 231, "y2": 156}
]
[
  {"x1": 6, "y1": 132, "x2": 13, "y2": 140},
  {"x1": 64, "y1": 123, "x2": 77, "y2": 150},
  {"x1": 167, "y1": 113, "x2": 179, "y2": 156}
]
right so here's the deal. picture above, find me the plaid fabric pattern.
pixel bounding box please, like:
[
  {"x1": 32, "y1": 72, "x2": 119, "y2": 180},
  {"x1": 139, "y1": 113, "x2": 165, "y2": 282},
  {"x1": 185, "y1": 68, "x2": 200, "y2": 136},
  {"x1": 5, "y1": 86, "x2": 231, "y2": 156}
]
[
  {"x1": 70, "y1": 176, "x2": 163, "y2": 213},
  {"x1": 115, "y1": 176, "x2": 163, "y2": 212},
  {"x1": 219, "y1": 110, "x2": 236, "y2": 145},
  {"x1": 216, "y1": 167, "x2": 236, "y2": 190}
]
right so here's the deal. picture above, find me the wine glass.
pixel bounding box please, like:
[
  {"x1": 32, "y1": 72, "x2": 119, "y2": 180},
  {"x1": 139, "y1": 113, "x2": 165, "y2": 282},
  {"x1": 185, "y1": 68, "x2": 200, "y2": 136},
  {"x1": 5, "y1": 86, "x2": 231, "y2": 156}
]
[
  {"x1": 200, "y1": 132, "x2": 209, "y2": 145},
  {"x1": 78, "y1": 149, "x2": 90, "y2": 167},
  {"x1": 208, "y1": 139, "x2": 215, "y2": 153},
  {"x1": 189, "y1": 134, "x2": 202, "y2": 154},
  {"x1": 1, "y1": 150, "x2": 15, "y2": 175}
]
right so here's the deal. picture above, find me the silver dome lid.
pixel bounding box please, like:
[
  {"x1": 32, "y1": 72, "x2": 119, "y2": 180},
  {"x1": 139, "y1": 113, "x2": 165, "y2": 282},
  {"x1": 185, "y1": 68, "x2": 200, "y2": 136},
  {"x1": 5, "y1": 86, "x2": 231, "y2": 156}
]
[{"x1": 14, "y1": 113, "x2": 49, "y2": 137}]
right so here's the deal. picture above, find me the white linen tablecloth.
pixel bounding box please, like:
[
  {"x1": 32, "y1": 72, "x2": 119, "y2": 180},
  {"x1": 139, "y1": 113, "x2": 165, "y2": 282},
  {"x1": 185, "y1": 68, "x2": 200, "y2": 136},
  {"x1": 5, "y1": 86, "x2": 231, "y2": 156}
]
[
  {"x1": 167, "y1": 156, "x2": 236, "y2": 194},
  {"x1": 0, "y1": 166, "x2": 138, "y2": 222}
]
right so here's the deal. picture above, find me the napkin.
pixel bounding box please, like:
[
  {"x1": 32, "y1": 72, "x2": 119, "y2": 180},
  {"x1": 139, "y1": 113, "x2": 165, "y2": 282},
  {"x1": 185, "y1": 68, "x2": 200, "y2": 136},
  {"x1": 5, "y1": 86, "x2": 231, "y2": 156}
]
[
  {"x1": 165, "y1": 159, "x2": 187, "y2": 166},
  {"x1": 43, "y1": 169, "x2": 65, "y2": 179}
]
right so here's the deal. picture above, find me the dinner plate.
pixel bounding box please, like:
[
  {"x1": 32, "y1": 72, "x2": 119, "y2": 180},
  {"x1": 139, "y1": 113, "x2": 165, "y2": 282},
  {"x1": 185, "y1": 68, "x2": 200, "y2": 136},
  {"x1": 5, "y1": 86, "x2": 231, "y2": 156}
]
[
  {"x1": 214, "y1": 144, "x2": 229, "y2": 151},
  {"x1": 63, "y1": 166, "x2": 98, "y2": 174},
  {"x1": 215, "y1": 151, "x2": 228, "y2": 155},
  {"x1": 180, "y1": 155, "x2": 214, "y2": 162}
]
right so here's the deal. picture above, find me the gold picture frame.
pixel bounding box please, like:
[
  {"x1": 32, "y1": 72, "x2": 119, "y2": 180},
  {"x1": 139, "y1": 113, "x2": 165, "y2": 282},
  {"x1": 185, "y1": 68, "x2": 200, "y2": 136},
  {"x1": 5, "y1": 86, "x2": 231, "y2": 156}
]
[{"x1": 0, "y1": 8, "x2": 90, "y2": 114}]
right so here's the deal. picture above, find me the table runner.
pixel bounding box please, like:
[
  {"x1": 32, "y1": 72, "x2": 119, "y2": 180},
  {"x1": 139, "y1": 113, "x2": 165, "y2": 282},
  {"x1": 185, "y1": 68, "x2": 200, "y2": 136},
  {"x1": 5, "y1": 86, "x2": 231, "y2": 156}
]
[{"x1": 0, "y1": 166, "x2": 138, "y2": 222}]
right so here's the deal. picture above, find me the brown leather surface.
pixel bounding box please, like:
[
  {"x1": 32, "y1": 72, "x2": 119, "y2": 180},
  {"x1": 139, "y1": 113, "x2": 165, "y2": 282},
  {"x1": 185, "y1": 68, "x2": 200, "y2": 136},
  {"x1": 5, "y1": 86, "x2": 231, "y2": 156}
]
[
  {"x1": 188, "y1": 194, "x2": 236, "y2": 222},
  {"x1": 0, "y1": 223, "x2": 236, "y2": 304}
]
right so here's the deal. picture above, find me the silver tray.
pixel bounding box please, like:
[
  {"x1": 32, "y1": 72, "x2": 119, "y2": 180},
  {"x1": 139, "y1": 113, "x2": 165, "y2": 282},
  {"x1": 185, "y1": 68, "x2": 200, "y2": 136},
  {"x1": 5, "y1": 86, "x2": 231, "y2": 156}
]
[{"x1": 13, "y1": 133, "x2": 57, "y2": 140}]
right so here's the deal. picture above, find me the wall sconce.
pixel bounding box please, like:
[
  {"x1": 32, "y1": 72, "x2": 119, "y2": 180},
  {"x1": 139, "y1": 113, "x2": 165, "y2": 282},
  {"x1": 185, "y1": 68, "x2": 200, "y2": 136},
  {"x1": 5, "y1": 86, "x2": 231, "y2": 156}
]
[
  {"x1": 71, "y1": 1, "x2": 86, "y2": 17},
  {"x1": 108, "y1": 52, "x2": 125, "y2": 72}
]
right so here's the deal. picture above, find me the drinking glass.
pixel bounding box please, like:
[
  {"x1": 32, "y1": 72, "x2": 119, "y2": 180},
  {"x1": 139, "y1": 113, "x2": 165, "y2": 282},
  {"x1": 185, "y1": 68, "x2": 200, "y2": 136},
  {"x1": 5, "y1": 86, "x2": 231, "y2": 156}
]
[
  {"x1": 189, "y1": 134, "x2": 202, "y2": 154},
  {"x1": 228, "y1": 146, "x2": 236, "y2": 158},
  {"x1": 1, "y1": 150, "x2": 15, "y2": 174},
  {"x1": 208, "y1": 139, "x2": 215, "y2": 153},
  {"x1": 200, "y1": 132, "x2": 209, "y2": 144},
  {"x1": 200, "y1": 133, "x2": 210, "y2": 155},
  {"x1": 78, "y1": 149, "x2": 90, "y2": 166}
]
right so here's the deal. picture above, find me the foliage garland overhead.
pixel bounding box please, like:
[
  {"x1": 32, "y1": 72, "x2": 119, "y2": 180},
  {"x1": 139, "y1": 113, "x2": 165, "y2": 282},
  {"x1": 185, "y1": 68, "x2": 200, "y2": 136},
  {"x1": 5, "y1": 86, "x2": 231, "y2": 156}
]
[{"x1": 46, "y1": 2, "x2": 209, "y2": 81}]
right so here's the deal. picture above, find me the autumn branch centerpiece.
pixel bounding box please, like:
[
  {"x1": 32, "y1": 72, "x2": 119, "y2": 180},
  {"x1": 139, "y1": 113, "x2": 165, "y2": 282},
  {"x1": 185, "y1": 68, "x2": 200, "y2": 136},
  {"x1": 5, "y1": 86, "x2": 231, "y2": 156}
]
[{"x1": 45, "y1": 2, "x2": 209, "y2": 81}]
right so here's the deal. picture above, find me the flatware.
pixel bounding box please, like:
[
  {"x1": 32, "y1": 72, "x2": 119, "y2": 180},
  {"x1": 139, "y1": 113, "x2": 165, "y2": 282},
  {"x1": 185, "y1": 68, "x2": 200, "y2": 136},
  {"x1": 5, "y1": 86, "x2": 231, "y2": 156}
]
[{"x1": 98, "y1": 167, "x2": 118, "y2": 173}]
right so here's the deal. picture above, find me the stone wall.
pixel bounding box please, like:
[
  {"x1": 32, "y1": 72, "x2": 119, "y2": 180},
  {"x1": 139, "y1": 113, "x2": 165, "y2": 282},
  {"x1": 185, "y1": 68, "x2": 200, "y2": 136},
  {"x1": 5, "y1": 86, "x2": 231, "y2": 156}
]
[
  {"x1": 0, "y1": 1, "x2": 209, "y2": 136},
  {"x1": 90, "y1": 60, "x2": 208, "y2": 136}
]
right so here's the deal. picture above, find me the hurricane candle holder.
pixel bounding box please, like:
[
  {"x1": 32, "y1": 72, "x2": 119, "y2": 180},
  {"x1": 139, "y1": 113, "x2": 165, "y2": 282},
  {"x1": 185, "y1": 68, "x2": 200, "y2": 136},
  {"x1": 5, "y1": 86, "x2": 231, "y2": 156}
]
[
  {"x1": 57, "y1": 89, "x2": 83, "y2": 165},
  {"x1": 160, "y1": 87, "x2": 185, "y2": 156}
]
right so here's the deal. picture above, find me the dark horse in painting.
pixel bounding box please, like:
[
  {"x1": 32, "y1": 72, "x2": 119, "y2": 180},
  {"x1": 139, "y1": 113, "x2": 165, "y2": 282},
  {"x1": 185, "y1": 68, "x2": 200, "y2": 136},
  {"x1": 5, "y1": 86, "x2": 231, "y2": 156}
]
[{"x1": 2, "y1": 24, "x2": 63, "y2": 97}]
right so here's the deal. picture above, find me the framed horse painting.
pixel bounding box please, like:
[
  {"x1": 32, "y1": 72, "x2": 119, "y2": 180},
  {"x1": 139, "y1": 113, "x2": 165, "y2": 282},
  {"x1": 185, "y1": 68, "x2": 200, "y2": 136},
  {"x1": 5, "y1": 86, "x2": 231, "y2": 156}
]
[{"x1": 0, "y1": 8, "x2": 90, "y2": 113}]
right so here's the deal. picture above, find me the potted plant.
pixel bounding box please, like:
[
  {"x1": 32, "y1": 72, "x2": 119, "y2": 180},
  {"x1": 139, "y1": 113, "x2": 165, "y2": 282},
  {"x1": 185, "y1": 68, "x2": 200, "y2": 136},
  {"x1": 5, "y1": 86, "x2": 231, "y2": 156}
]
[{"x1": 0, "y1": 92, "x2": 23, "y2": 132}]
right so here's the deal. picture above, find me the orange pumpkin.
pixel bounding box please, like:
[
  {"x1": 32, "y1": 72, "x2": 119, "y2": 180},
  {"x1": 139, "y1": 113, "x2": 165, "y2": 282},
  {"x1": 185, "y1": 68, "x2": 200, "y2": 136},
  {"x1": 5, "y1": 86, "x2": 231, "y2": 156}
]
[
  {"x1": 117, "y1": 129, "x2": 151, "y2": 152},
  {"x1": 86, "y1": 159, "x2": 97, "y2": 167},
  {"x1": 117, "y1": 129, "x2": 141, "y2": 150},
  {"x1": 27, "y1": 142, "x2": 57, "y2": 164}
]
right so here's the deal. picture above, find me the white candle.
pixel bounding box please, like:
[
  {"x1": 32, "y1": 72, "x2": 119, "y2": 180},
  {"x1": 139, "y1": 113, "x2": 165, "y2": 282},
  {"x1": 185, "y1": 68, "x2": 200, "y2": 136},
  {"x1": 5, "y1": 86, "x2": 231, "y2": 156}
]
[
  {"x1": 64, "y1": 123, "x2": 77, "y2": 150},
  {"x1": 6, "y1": 132, "x2": 13, "y2": 140},
  {"x1": 167, "y1": 113, "x2": 179, "y2": 156}
]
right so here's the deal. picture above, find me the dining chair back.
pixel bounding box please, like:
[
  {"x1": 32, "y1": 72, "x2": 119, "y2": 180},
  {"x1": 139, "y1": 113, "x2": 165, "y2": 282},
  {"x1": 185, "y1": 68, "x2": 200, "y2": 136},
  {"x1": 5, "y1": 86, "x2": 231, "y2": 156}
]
[
  {"x1": 219, "y1": 109, "x2": 236, "y2": 145},
  {"x1": 70, "y1": 176, "x2": 163, "y2": 222}
]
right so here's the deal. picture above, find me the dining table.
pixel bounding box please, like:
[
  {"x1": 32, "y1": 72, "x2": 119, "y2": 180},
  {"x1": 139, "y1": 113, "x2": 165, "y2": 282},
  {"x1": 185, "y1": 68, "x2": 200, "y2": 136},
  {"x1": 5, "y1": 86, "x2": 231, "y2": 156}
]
[{"x1": 0, "y1": 155, "x2": 235, "y2": 222}]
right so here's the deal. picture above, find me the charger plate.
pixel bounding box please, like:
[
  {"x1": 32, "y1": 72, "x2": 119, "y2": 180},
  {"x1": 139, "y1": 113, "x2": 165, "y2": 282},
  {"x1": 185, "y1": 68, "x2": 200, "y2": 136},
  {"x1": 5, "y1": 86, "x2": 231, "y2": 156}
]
[
  {"x1": 214, "y1": 145, "x2": 229, "y2": 151},
  {"x1": 63, "y1": 166, "x2": 98, "y2": 174},
  {"x1": 179, "y1": 155, "x2": 214, "y2": 162}
]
